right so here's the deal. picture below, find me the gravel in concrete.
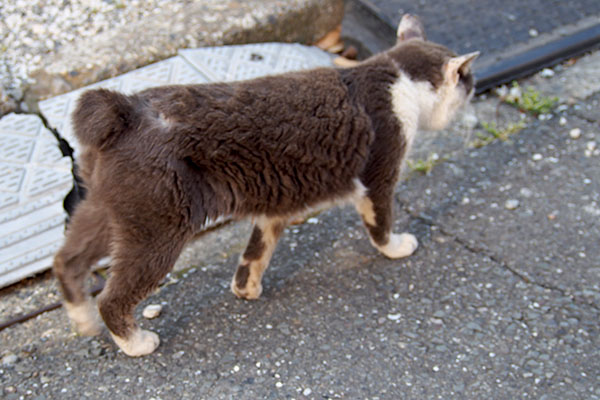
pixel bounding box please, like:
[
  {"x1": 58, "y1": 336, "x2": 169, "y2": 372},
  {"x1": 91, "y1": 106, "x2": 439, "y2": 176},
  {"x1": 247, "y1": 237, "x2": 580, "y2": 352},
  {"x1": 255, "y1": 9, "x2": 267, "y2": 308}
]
[{"x1": 0, "y1": 0, "x2": 343, "y2": 115}]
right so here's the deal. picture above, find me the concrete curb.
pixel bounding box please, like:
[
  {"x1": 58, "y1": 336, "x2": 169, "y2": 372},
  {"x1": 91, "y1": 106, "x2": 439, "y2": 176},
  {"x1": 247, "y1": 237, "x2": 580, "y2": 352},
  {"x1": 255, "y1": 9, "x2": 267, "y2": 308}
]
[{"x1": 5, "y1": 0, "x2": 343, "y2": 114}]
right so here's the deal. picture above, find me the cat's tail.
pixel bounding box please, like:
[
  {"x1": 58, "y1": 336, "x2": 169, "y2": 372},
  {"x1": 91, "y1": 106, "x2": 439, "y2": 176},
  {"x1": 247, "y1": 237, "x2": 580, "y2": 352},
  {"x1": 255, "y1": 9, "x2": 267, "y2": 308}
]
[{"x1": 72, "y1": 88, "x2": 139, "y2": 149}]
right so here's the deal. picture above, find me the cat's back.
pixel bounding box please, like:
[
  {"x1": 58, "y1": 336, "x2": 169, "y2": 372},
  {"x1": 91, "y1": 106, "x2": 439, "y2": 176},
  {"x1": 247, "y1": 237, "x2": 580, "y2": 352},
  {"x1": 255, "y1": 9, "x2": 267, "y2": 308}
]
[
  {"x1": 142, "y1": 68, "x2": 375, "y2": 216},
  {"x1": 149, "y1": 68, "x2": 372, "y2": 169},
  {"x1": 141, "y1": 68, "x2": 355, "y2": 137}
]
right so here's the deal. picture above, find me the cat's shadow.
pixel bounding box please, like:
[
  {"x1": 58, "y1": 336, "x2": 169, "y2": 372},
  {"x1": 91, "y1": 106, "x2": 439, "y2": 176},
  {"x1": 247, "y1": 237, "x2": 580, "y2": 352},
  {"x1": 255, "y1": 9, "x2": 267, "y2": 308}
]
[{"x1": 133, "y1": 204, "x2": 437, "y2": 358}]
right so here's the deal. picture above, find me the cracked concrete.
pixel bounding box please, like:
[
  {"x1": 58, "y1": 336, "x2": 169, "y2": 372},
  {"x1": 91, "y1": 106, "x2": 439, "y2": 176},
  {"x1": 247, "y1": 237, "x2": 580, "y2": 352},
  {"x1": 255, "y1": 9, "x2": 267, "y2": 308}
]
[
  {"x1": 397, "y1": 193, "x2": 587, "y2": 303},
  {"x1": 397, "y1": 104, "x2": 600, "y2": 310},
  {"x1": 398, "y1": 183, "x2": 600, "y2": 325}
]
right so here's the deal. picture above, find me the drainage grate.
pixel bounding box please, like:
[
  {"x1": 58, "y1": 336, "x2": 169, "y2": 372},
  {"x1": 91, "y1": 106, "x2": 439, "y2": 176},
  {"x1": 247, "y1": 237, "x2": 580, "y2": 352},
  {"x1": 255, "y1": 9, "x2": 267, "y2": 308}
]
[
  {"x1": 0, "y1": 43, "x2": 333, "y2": 288},
  {"x1": 0, "y1": 113, "x2": 72, "y2": 287},
  {"x1": 179, "y1": 43, "x2": 333, "y2": 82}
]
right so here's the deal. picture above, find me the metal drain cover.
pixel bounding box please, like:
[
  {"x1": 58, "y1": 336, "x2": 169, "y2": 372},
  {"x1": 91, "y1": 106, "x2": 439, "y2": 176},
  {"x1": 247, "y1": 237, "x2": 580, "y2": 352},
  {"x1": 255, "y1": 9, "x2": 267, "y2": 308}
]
[
  {"x1": 0, "y1": 43, "x2": 332, "y2": 287},
  {"x1": 0, "y1": 113, "x2": 72, "y2": 286}
]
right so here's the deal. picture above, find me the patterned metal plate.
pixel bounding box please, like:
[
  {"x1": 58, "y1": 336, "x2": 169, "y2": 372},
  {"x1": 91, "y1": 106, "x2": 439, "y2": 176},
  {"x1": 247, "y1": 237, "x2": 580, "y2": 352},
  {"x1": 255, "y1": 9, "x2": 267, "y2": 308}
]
[
  {"x1": 0, "y1": 44, "x2": 333, "y2": 287},
  {"x1": 0, "y1": 113, "x2": 72, "y2": 286},
  {"x1": 179, "y1": 43, "x2": 333, "y2": 82}
]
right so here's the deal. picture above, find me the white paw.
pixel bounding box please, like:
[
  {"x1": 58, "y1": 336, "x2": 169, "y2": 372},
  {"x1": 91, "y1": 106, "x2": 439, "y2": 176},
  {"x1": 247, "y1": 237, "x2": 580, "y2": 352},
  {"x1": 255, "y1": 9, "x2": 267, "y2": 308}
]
[
  {"x1": 111, "y1": 328, "x2": 160, "y2": 357},
  {"x1": 231, "y1": 276, "x2": 263, "y2": 300},
  {"x1": 64, "y1": 300, "x2": 102, "y2": 336},
  {"x1": 376, "y1": 233, "x2": 418, "y2": 259}
]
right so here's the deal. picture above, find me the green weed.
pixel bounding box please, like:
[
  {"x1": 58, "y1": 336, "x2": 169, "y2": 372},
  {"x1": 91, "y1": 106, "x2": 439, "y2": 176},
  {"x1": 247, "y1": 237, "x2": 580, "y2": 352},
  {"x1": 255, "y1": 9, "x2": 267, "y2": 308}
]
[
  {"x1": 471, "y1": 120, "x2": 525, "y2": 148},
  {"x1": 407, "y1": 153, "x2": 444, "y2": 175},
  {"x1": 504, "y1": 82, "x2": 558, "y2": 115}
]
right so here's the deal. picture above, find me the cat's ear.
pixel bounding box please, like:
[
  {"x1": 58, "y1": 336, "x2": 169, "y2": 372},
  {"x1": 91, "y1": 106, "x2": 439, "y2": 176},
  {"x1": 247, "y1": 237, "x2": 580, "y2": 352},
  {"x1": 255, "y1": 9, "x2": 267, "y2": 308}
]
[
  {"x1": 396, "y1": 14, "x2": 426, "y2": 42},
  {"x1": 444, "y1": 51, "x2": 480, "y2": 85}
]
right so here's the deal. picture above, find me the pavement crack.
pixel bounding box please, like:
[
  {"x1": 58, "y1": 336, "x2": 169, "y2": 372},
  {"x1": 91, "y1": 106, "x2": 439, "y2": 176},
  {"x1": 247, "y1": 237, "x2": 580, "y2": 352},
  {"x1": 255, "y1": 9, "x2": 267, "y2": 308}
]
[
  {"x1": 572, "y1": 108, "x2": 599, "y2": 124},
  {"x1": 396, "y1": 198, "x2": 585, "y2": 300},
  {"x1": 399, "y1": 199, "x2": 600, "y2": 313},
  {"x1": 14, "y1": 105, "x2": 75, "y2": 159}
]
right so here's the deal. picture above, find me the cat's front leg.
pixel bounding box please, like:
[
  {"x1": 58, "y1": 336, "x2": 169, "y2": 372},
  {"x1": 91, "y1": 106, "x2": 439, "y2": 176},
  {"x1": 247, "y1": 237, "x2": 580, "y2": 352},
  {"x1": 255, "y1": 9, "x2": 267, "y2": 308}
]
[
  {"x1": 374, "y1": 232, "x2": 418, "y2": 259},
  {"x1": 354, "y1": 189, "x2": 418, "y2": 259},
  {"x1": 231, "y1": 216, "x2": 286, "y2": 299}
]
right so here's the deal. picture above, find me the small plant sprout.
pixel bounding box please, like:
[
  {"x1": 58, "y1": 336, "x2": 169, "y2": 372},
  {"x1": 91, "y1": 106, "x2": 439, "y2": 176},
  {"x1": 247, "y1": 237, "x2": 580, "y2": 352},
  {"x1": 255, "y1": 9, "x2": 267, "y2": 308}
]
[
  {"x1": 503, "y1": 82, "x2": 558, "y2": 115},
  {"x1": 407, "y1": 153, "x2": 444, "y2": 175},
  {"x1": 471, "y1": 120, "x2": 525, "y2": 148}
]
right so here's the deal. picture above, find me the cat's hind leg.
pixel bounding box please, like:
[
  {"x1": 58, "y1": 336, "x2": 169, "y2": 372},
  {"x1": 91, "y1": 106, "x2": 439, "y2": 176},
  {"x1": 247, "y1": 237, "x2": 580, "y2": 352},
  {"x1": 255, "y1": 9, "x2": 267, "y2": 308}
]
[
  {"x1": 231, "y1": 216, "x2": 286, "y2": 300},
  {"x1": 53, "y1": 198, "x2": 110, "y2": 336},
  {"x1": 97, "y1": 223, "x2": 189, "y2": 357},
  {"x1": 354, "y1": 189, "x2": 418, "y2": 259}
]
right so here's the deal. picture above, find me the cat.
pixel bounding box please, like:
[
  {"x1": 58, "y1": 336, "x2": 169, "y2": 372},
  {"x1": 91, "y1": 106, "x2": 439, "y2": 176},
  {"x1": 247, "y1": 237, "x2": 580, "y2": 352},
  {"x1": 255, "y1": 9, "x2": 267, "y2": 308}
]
[{"x1": 53, "y1": 14, "x2": 478, "y2": 357}]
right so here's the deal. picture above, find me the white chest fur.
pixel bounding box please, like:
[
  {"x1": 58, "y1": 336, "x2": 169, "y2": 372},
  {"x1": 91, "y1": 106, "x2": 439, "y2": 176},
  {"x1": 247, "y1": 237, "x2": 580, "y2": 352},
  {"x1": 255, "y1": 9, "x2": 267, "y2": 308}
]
[{"x1": 389, "y1": 75, "x2": 433, "y2": 147}]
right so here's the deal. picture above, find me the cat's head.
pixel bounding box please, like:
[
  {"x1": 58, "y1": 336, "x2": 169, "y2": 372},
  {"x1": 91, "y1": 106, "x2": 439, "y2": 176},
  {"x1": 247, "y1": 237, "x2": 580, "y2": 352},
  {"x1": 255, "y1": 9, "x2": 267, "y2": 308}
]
[{"x1": 389, "y1": 15, "x2": 479, "y2": 131}]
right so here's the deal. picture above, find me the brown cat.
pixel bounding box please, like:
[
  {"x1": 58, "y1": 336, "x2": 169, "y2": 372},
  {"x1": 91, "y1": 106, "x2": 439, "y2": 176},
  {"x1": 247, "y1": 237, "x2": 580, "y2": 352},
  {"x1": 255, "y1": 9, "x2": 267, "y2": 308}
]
[{"x1": 53, "y1": 15, "x2": 478, "y2": 356}]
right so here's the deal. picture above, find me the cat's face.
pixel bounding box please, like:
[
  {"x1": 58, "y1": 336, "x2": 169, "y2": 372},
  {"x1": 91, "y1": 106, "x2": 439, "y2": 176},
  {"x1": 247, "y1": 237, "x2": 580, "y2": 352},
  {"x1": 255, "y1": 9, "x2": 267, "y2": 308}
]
[
  {"x1": 422, "y1": 46, "x2": 478, "y2": 131},
  {"x1": 391, "y1": 15, "x2": 479, "y2": 131}
]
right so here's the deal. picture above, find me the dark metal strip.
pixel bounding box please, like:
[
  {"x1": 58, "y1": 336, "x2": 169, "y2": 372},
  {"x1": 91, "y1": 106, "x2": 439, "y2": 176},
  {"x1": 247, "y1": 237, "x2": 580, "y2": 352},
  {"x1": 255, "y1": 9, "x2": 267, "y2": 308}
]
[{"x1": 474, "y1": 24, "x2": 600, "y2": 93}]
